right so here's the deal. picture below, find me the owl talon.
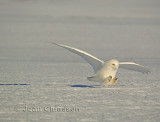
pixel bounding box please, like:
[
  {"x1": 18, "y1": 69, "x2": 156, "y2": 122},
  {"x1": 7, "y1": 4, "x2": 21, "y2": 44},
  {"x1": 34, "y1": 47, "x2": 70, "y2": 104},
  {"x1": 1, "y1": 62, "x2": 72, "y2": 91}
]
[
  {"x1": 105, "y1": 76, "x2": 112, "y2": 84},
  {"x1": 113, "y1": 77, "x2": 118, "y2": 84}
]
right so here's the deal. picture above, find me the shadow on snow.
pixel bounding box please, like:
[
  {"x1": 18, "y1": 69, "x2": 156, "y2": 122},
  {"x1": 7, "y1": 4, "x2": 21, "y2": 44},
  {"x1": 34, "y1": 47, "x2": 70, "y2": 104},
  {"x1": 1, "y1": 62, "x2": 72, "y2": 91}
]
[
  {"x1": 0, "y1": 84, "x2": 30, "y2": 85},
  {"x1": 68, "y1": 85, "x2": 101, "y2": 88}
]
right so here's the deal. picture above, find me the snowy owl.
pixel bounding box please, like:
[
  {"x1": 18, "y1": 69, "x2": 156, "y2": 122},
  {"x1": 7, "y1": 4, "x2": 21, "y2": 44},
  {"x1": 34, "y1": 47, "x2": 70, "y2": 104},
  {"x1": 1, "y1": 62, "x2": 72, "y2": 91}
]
[{"x1": 53, "y1": 43, "x2": 150, "y2": 86}]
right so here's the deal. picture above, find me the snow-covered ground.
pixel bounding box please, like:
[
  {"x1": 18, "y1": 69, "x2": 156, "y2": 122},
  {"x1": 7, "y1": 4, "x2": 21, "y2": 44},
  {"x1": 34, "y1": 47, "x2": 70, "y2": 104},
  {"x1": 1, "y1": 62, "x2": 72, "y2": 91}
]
[{"x1": 0, "y1": 0, "x2": 160, "y2": 121}]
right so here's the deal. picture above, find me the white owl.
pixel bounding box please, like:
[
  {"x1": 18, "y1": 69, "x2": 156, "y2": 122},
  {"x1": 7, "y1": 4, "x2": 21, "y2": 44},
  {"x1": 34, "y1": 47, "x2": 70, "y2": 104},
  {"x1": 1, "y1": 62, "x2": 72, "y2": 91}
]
[{"x1": 53, "y1": 43, "x2": 150, "y2": 86}]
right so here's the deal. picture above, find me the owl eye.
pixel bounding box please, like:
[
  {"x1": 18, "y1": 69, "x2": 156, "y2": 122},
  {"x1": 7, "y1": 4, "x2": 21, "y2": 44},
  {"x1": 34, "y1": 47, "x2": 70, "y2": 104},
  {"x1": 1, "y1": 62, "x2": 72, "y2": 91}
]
[{"x1": 112, "y1": 64, "x2": 115, "y2": 66}]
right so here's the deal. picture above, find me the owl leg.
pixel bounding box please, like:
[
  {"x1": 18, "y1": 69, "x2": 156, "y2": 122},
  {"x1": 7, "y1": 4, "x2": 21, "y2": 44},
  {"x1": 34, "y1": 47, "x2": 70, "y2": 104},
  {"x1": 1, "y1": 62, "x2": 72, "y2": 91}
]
[
  {"x1": 113, "y1": 77, "x2": 118, "y2": 84},
  {"x1": 105, "y1": 76, "x2": 112, "y2": 84}
]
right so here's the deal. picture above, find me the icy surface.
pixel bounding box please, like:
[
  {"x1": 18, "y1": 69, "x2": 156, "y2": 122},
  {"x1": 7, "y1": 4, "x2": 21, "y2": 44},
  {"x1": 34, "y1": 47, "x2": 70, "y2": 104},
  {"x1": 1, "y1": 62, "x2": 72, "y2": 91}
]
[{"x1": 0, "y1": 0, "x2": 160, "y2": 121}]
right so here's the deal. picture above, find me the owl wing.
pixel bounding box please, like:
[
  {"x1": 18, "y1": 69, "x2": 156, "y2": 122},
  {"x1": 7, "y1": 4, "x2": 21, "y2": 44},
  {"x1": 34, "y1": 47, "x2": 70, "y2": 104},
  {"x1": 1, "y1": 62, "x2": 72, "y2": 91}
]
[
  {"x1": 52, "y1": 43, "x2": 104, "y2": 73},
  {"x1": 119, "y1": 62, "x2": 151, "y2": 74}
]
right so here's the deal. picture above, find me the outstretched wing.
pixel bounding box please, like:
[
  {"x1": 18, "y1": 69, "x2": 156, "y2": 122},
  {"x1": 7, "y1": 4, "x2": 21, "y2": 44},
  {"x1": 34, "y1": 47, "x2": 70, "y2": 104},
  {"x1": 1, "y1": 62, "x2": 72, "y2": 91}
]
[
  {"x1": 119, "y1": 62, "x2": 151, "y2": 74},
  {"x1": 52, "y1": 43, "x2": 104, "y2": 73}
]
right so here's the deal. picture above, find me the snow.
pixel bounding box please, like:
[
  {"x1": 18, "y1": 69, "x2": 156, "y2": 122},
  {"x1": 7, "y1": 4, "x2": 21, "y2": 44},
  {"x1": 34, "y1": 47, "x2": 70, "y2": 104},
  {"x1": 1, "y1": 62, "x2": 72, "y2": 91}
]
[{"x1": 0, "y1": 0, "x2": 160, "y2": 121}]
